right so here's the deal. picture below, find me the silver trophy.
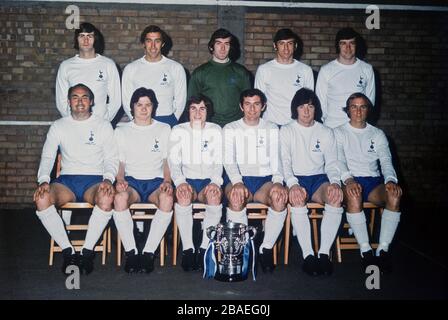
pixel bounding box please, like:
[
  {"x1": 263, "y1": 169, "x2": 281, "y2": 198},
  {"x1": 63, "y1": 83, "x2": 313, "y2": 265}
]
[{"x1": 206, "y1": 222, "x2": 257, "y2": 282}]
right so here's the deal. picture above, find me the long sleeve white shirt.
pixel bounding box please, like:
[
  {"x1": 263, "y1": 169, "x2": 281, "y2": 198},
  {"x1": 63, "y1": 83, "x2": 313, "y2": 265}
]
[
  {"x1": 168, "y1": 122, "x2": 223, "y2": 187},
  {"x1": 121, "y1": 56, "x2": 187, "y2": 120},
  {"x1": 334, "y1": 123, "x2": 398, "y2": 184},
  {"x1": 280, "y1": 121, "x2": 340, "y2": 188},
  {"x1": 37, "y1": 115, "x2": 118, "y2": 184},
  {"x1": 114, "y1": 120, "x2": 171, "y2": 180},
  {"x1": 315, "y1": 58, "x2": 375, "y2": 129},
  {"x1": 223, "y1": 118, "x2": 283, "y2": 185},
  {"x1": 55, "y1": 54, "x2": 121, "y2": 121},
  {"x1": 255, "y1": 59, "x2": 314, "y2": 126}
]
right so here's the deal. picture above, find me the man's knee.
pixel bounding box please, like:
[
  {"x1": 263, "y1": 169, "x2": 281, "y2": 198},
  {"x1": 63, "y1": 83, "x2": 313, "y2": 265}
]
[
  {"x1": 159, "y1": 191, "x2": 174, "y2": 211},
  {"x1": 114, "y1": 191, "x2": 129, "y2": 210},
  {"x1": 344, "y1": 193, "x2": 362, "y2": 212},
  {"x1": 95, "y1": 193, "x2": 114, "y2": 211},
  {"x1": 35, "y1": 192, "x2": 52, "y2": 211},
  {"x1": 206, "y1": 189, "x2": 222, "y2": 206},
  {"x1": 269, "y1": 192, "x2": 287, "y2": 211}
]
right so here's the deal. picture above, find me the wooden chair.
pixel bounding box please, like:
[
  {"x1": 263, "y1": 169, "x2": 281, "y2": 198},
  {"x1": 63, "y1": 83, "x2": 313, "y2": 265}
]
[
  {"x1": 172, "y1": 203, "x2": 282, "y2": 266},
  {"x1": 116, "y1": 203, "x2": 167, "y2": 267},
  {"x1": 283, "y1": 202, "x2": 382, "y2": 264},
  {"x1": 49, "y1": 155, "x2": 110, "y2": 266}
]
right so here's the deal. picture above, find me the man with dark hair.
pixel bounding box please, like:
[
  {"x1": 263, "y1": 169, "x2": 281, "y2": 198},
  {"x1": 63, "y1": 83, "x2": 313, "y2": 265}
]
[
  {"x1": 316, "y1": 27, "x2": 375, "y2": 129},
  {"x1": 334, "y1": 93, "x2": 402, "y2": 273},
  {"x1": 168, "y1": 95, "x2": 223, "y2": 271},
  {"x1": 255, "y1": 28, "x2": 314, "y2": 126},
  {"x1": 280, "y1": 88, "x2": 343, "y2": 276},
  {"x1": 56, "y1": 22, "x2": 121, "y2": 122},
  {"x1": 34, "y1": 83, "x2": 118, "y2": 275},
  {"x1": 114, "y1": 87, "x2": 173, "y2": 273},
  {"x1": 188, "y1": 28, "x2": 251, "y2": 127},
  {"x1": 122, "y1": 25, "x2": 186, "y2": 127},
  {"x1": 223, "y1": 88, "x2": 288, "y2": 273}
]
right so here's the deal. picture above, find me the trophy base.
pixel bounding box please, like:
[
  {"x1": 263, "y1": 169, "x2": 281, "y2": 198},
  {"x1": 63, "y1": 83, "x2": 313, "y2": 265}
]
[{"x1": 214, "y1": 272, "x2": 246, "y2": 282}]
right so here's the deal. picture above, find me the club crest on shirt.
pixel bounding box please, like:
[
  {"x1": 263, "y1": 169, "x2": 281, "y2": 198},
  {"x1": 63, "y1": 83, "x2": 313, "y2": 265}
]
[
  {"x1": 151, "y1": 138, "x2": 160, "y2": 152},
  {"x1": 85, "y1": 131, "x2": 96, "y2": 145},
  {"x1": 201, "y1": 139, "x2": 209, "y2": 152},
  {"x1": 294, "y1": 75, "x2": 301, "y2": 87},
  {"x1": 256, "y1": 134, "x2": 265, "y2": 148},
  {"x1": 356, "y1": 75, "x2": 367, "y2": 90},
  {"x1": 312, "y1": 139, "x2": 321, "y2": 152},
  {"x1": 368, "y1": 139, "x2": 376, "y2": 153},
  {"x1": 96, "y1": 70, "x2": 105, "y2": 82},
  {"x1": 160, "y1": 73, "x2": 169, "y2": 86}
]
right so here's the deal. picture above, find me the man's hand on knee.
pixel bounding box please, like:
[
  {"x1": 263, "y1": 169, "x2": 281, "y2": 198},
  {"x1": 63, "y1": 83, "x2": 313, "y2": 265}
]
[
  {"x1": 327, "y1": 183, "x2": 343, "y2": 205},
  {"x1": 34, "y1": 182, "x2": 50, "y2": 202},
  {"x1": 289, "y1": 184, "x2": 307, "y2": 207}
]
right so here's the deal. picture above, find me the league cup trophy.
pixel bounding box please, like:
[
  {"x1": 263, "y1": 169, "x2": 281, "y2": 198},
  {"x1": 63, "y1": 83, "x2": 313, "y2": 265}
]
[{"x1": 203, "y1": 222, "x2": 257, "y2": 282}]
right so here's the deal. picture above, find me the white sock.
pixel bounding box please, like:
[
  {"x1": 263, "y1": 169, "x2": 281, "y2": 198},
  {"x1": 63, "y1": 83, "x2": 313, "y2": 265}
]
[
  {"x1": 200, "y1": 204, "x2": 223, "y2": 249},
  {"x1": 226, "y1": 207, "x2": 248, "y2": 225},
  {"x1": 174, "y1": 203, "x2": 194, "y2": 251},
  {"x1": 36, "y1": 205, "x2": 73, "y2": 252},
  {"x1": 290, "y1": 206, "x2": 314, "y2": 258},
  {"x1": 82, "y1": 205, "x2": 113, "y2": 251},
  {"x1": 143, "y1": 209, "x2": 173, "y2": 254},
  {"x1": 113, "y1": 209, "x2": 137, "y2": 253},
  {"x1": 259, "y1": 207, "x2": 287, "y2": 254},
  {"x1": 376, "y1": 209, "x2": 401, "y2": 256},
  {"x1": 346, "y1": 211, "x2": 372, "y2": 255},
  {"x1": 318, "y1": 204, "x2": 343, "y2": 256}
]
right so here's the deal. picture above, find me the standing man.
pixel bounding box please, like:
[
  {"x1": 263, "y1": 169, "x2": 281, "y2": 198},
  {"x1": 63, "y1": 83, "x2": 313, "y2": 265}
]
[
  {"x1": 34, "y1": 84, "x2": 118, "y2": 275},
  {"x1": 56, "y1": 22, "x2": 121, "y2": 122},
  {"x1": 188, "y1": 28, "x2": 251, "y2": 127},
  {"x1": 255, "y1": 28, "x2": 314, "y2": 126},
  {"x1": 335, "y1": 93, "x2": 402, "y2": 273},
  {"x1": 280, "y1": 88, "x2": 343, "y2": 276},
  {"x1": 316, "y1": 27, "x2": 375, "y2": 129},
  {"x1": 122, "y1": 25, "x2": 187, "y2": 127},
  {"x1": 224, "y1": 89, "x2": 288, "y2": 273}
]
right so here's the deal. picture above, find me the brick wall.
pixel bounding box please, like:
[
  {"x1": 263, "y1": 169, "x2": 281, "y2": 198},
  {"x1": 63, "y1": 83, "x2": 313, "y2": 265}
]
[{"x1": 1, "y1": 2, "x2": 447, "y2": 209}]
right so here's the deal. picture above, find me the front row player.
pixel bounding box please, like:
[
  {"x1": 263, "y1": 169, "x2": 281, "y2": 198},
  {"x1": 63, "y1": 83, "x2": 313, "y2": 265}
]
[
  {"x1": 223, "y1": 89, "x2": 288, "y2": 273},
  {"x1": 34, "y1": 83, "x2": 118, "y2": 274},
  {"x1": 280, "y1": 88, "x2": 343, "y2": 276},
  {"x1": 114, "y1": 88, "x2": 174, "y2": 273},
  {"x1": 169, "y1": 95, "x2": 223, "y2": 271},
  {"x1": 335, "y1": 92, "x2": 402, "y2": 273}
]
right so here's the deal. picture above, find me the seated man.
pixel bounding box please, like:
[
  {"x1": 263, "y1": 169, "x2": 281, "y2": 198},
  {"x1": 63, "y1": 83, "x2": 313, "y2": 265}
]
[
  {"x1": 114, "y1": 87, "x2": 174, "y2": 273},
  {"x1": 168, "y1": 95, "x2": 223, "y2": 271},
  {"x1": 223, "y1": 88, "x2": 288, "y2": 273},
  {"x1": 334, "y1": 92, "x2": 402, "y2": 273},
  {"x1": 280, "y1": 88, "x2": 343, "y2": 276},
  {"x1": 34, "y1": 83, "x2": 118, "y2": 275}
]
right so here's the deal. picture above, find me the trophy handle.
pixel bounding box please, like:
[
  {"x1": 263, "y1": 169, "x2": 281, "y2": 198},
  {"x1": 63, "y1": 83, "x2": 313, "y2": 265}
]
[
  {"x1": 206, "y1": 225, "x2": 217, "y2": 241},
  {"x1": 247, "y1": 226, "x2": 257, "y2": 240}
]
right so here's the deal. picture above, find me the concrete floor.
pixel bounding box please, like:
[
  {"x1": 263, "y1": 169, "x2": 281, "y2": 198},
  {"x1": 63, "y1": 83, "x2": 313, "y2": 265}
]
[{"x1": 0, "y1": 208, "x2": 447, "y2": 300}]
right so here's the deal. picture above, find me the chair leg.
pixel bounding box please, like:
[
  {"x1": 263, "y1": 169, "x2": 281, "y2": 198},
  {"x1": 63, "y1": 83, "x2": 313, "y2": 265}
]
[
  {"x1": 117, "y1": 233, "x2": 121, "y2": 267},
  {"x1": 160, "y1": 237, "x2": 165, "y2": 266},
  {"x1": 102, "y1": 230, "x2": 107, "y2": 265},
  {"x1": 311, "y1": 210, "x2": 319, "y2": 254},
  {"x1": 335, "y1": 236, "x2": 342, "y2": 263},
  {"x1": 273, "y1": 243, "x2": 278, "y2": 265},
  {"x1": 107, "y1": 227, "x2": 112, "y2": 253},
  {"x1": 172, "y1": 216, "x2": 178, "y2": 266},
  {"x1": 284, "y1": 208, "x2": 291, "y2": 265},
  {"x1": 49, "y1": 238, "x2": 55, "y2": 266}
]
